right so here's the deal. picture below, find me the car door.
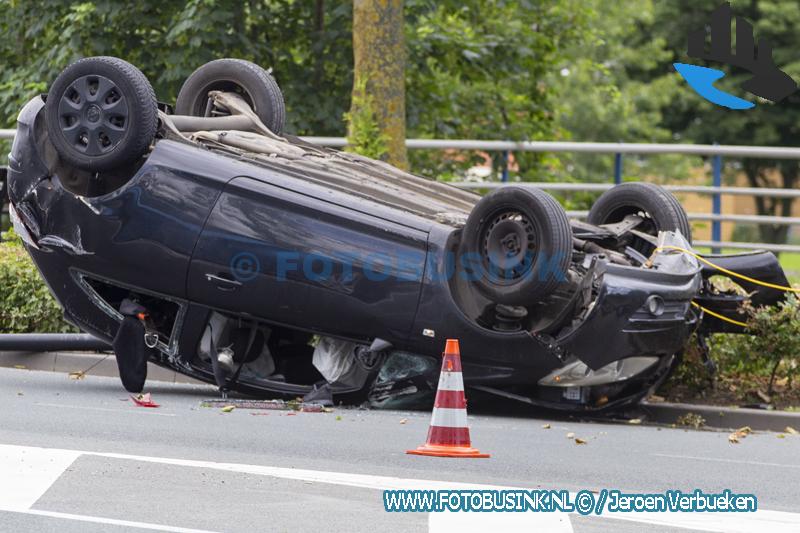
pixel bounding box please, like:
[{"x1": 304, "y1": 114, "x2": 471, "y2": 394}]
[{"x1": 187, "y1": 176, "x2": 429, "y2": 342}]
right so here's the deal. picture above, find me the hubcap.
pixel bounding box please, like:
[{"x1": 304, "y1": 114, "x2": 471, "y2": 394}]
[
  {"x1": 86, "y1": 104, "x2": 101, "y2": 123},
  {"x1": 57, "y1": 74, "x2": 128, "y2": 156},
  {"x1": 482, "y1": 211, "x2": 537, "y2": 282}
]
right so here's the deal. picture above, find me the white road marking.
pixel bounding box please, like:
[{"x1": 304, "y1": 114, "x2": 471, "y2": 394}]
[
  {"x1": 89, "y1": 449, "x2": 492, "y2": 491},
  {"x1": 430, "y1": 509, "x2": 573, "y2": 533},
  {"x1": 0, "y1": 509, "x2": 221, "y2": 533},
  {"x1": 0, "y1": 445, "x2": 219, "y2": 532},
  {"x1": 34, "y1": 402, "x2": 177, "y2": 417},
  {"x1": 652, "y1": 453, "x2": 800, "y2": 470},
  {"x1": 0, "y1": 445, "x2": 79, "y2": 510},
  {"x1": 2, "y1": 444, "x2": 800, "y2": 533},
  {"x1": 83, "y1": 447, "x2": 800, "y2": 533},
  {"x1": 599, "y1": 509, "x2": 800, "y2": 533}
]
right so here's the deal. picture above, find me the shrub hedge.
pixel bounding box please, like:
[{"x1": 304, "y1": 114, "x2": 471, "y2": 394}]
[
  {"x1": 0, "y1": 229, "x2": 75, "y2": 333},
  {"x1": 663, "y1": 295, "x2": 800, "y2": 408}
]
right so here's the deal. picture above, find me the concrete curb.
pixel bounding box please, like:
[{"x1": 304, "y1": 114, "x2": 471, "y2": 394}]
[
  {"x1": 0, "y1": 350, "x2": 201, "y2": 384},
  {"x1": 640, "y1": 401, "x2": 800, "y2": 432}
]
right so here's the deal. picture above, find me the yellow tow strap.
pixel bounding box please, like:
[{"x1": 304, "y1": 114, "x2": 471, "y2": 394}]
[
  {"x1": 689, "y1": 301, "x2": 747, "y2": 328},
  {"x1": 653, "y1": 245, "x2": 800, "y2": 293},
  {"x1": 651, "y1": 245, "x2": 799, "y2": 328}
]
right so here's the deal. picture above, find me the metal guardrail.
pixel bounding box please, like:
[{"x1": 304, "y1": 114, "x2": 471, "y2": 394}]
[
  {"x1": 692, "y1": 241, "x2": 800, "y2": 253},
  {"x1": 5, "y1": 129, "x2": 800, "y2": 158},
  {"x1": 565, "y1": 210, "x2": 800, "y2": 226},
  {"x1": 450, "y1": 181, "x2": 800, "y2": 199},
  {"x1": 562, "y1": 212, "x2": 800, "y2": 254},
  {"x1": 301, "y1": 136, "x2": 800, "y2": 158},
  {"x1": 3, "y1": 130, "x2": 799, "y2": 252}
]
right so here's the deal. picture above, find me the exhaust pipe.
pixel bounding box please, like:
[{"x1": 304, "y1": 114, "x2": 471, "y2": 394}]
[{"x1": 0, "y1": 333, "x2": 110, "y2": 352}]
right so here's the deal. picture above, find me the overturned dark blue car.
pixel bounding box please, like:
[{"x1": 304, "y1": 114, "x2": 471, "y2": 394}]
[{"x1": 6, "y1": 56, "x2": 789, "y2": 411}]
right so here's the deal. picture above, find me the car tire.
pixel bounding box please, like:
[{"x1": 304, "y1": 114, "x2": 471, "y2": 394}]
[
  {"x1": 587, "y1": 182, "x2": 692, "y2": 251},
  {"x1": 461, "y1": 187, "x2": 573, "y2": 305},
  {"x1": 45, "y1": 56, "x2": 157, "y2": 172},
  {"x1": 175, "y1": 58, "x2": 285, "y2": 134}
]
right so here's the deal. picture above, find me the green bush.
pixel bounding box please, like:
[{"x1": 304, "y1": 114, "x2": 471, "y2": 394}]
[
  {"x1": 0, "y1": 229, "x2": 76, "y2": 333},
  {"x1": 344, "y1": 77, "x2": 390, "y2": 161},
  {"x1": 734, "y1": 295, "x2": 800, "y2": 394},
  {"x1": 663, "y1": 294, "x2": 800, "y2": 407}
]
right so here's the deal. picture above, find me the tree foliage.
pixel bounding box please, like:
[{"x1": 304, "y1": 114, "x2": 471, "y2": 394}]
[
  {"x1": 0, "y1": 1, "x2": 354, "y2": 136},
  {"x1": 404, "y1": 0, "x2": 591, "y2": 179},
  {"x1": 552, "y1": 0, "x2": 694, "y2": 185},
  {"x1": 0, "y1": 0, "x2": 591, "y2": 178}
]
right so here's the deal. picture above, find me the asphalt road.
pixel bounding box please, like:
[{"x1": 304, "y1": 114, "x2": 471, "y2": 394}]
[{"x1": 1, "y1": 367, "x2": 799, "y2": 532}]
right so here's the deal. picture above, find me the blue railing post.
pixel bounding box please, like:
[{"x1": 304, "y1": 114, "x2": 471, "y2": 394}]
[
  {"x1": 613, "y1": 153, "x2": 623, "y2": 184},
  {"x1": 712, "y1": 153, "x2": 722, "y2": 254},
  {"x1": 501, "y1": 150, "x2": 509, "y2": 182}
]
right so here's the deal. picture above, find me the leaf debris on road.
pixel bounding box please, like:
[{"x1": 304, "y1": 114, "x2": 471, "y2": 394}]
[
  {"x1": 728, "y1": 426, "x2": 752, "y2": 444},
  {"x1": 676, "y1": 413, "x2": 706, "y2": 429}
]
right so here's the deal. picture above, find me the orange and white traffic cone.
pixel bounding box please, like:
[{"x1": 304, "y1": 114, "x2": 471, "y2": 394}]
[{"x1": 407, "y1": 339, "x2": 489, "y2": 458}]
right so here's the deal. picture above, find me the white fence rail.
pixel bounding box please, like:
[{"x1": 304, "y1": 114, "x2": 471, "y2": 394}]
[
  {"x1": 300, "y1": 136, "x2": 800, "y2": 158},
  {"x1": 450, "y1": 181, "x2": 800, "y2": 199}
]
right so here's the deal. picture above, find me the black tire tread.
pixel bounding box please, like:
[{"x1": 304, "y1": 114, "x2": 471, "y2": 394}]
[
  {"x1": 587, "y1": 182, "x2": 692, "y2": 242},
  {"x1": 462, "y1": 186, "x2": 573, "y2": 305},
  {"x1": 523, "y1": 187, "x2": 573, "y2": 300}
]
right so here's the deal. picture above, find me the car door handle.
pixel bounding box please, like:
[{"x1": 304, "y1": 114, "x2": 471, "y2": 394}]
[{"x1": 205, "y1": 273, "x2": 242, "y2": 291}]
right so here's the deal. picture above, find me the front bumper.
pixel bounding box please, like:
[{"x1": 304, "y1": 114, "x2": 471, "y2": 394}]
[{"x1": 557, "y1": 261, "x2": 701, "y2": 371}]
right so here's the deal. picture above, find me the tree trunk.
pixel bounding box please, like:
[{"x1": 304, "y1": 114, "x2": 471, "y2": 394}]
[
  {"x1": 743, "y1": 160, "x2": 796, "y2": 249},
  {"x1": 349, "y1": 0, "x2": 407, "y2": 168}
]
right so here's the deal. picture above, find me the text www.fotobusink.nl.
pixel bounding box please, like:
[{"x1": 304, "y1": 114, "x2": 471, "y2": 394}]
[{"x1": 383, "y1": 489, "x2": 757, "y2": 514}]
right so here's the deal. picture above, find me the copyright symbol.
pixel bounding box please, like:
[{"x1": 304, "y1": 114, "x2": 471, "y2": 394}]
[
  {"x1": 230, "y1": 252, "x2": 260, "y2": 282},
  {"x1": 575, "y1": 490, "x2": 595, "y2": 516}
]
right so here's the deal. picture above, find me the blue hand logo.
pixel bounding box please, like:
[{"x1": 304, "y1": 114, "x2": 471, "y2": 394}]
[
  {"x1": 673, "y1": 64, "x2": 753, "y2": 110},
  {"x1": 676, "y1": 3, "x2": 796, "y2": 110}
]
